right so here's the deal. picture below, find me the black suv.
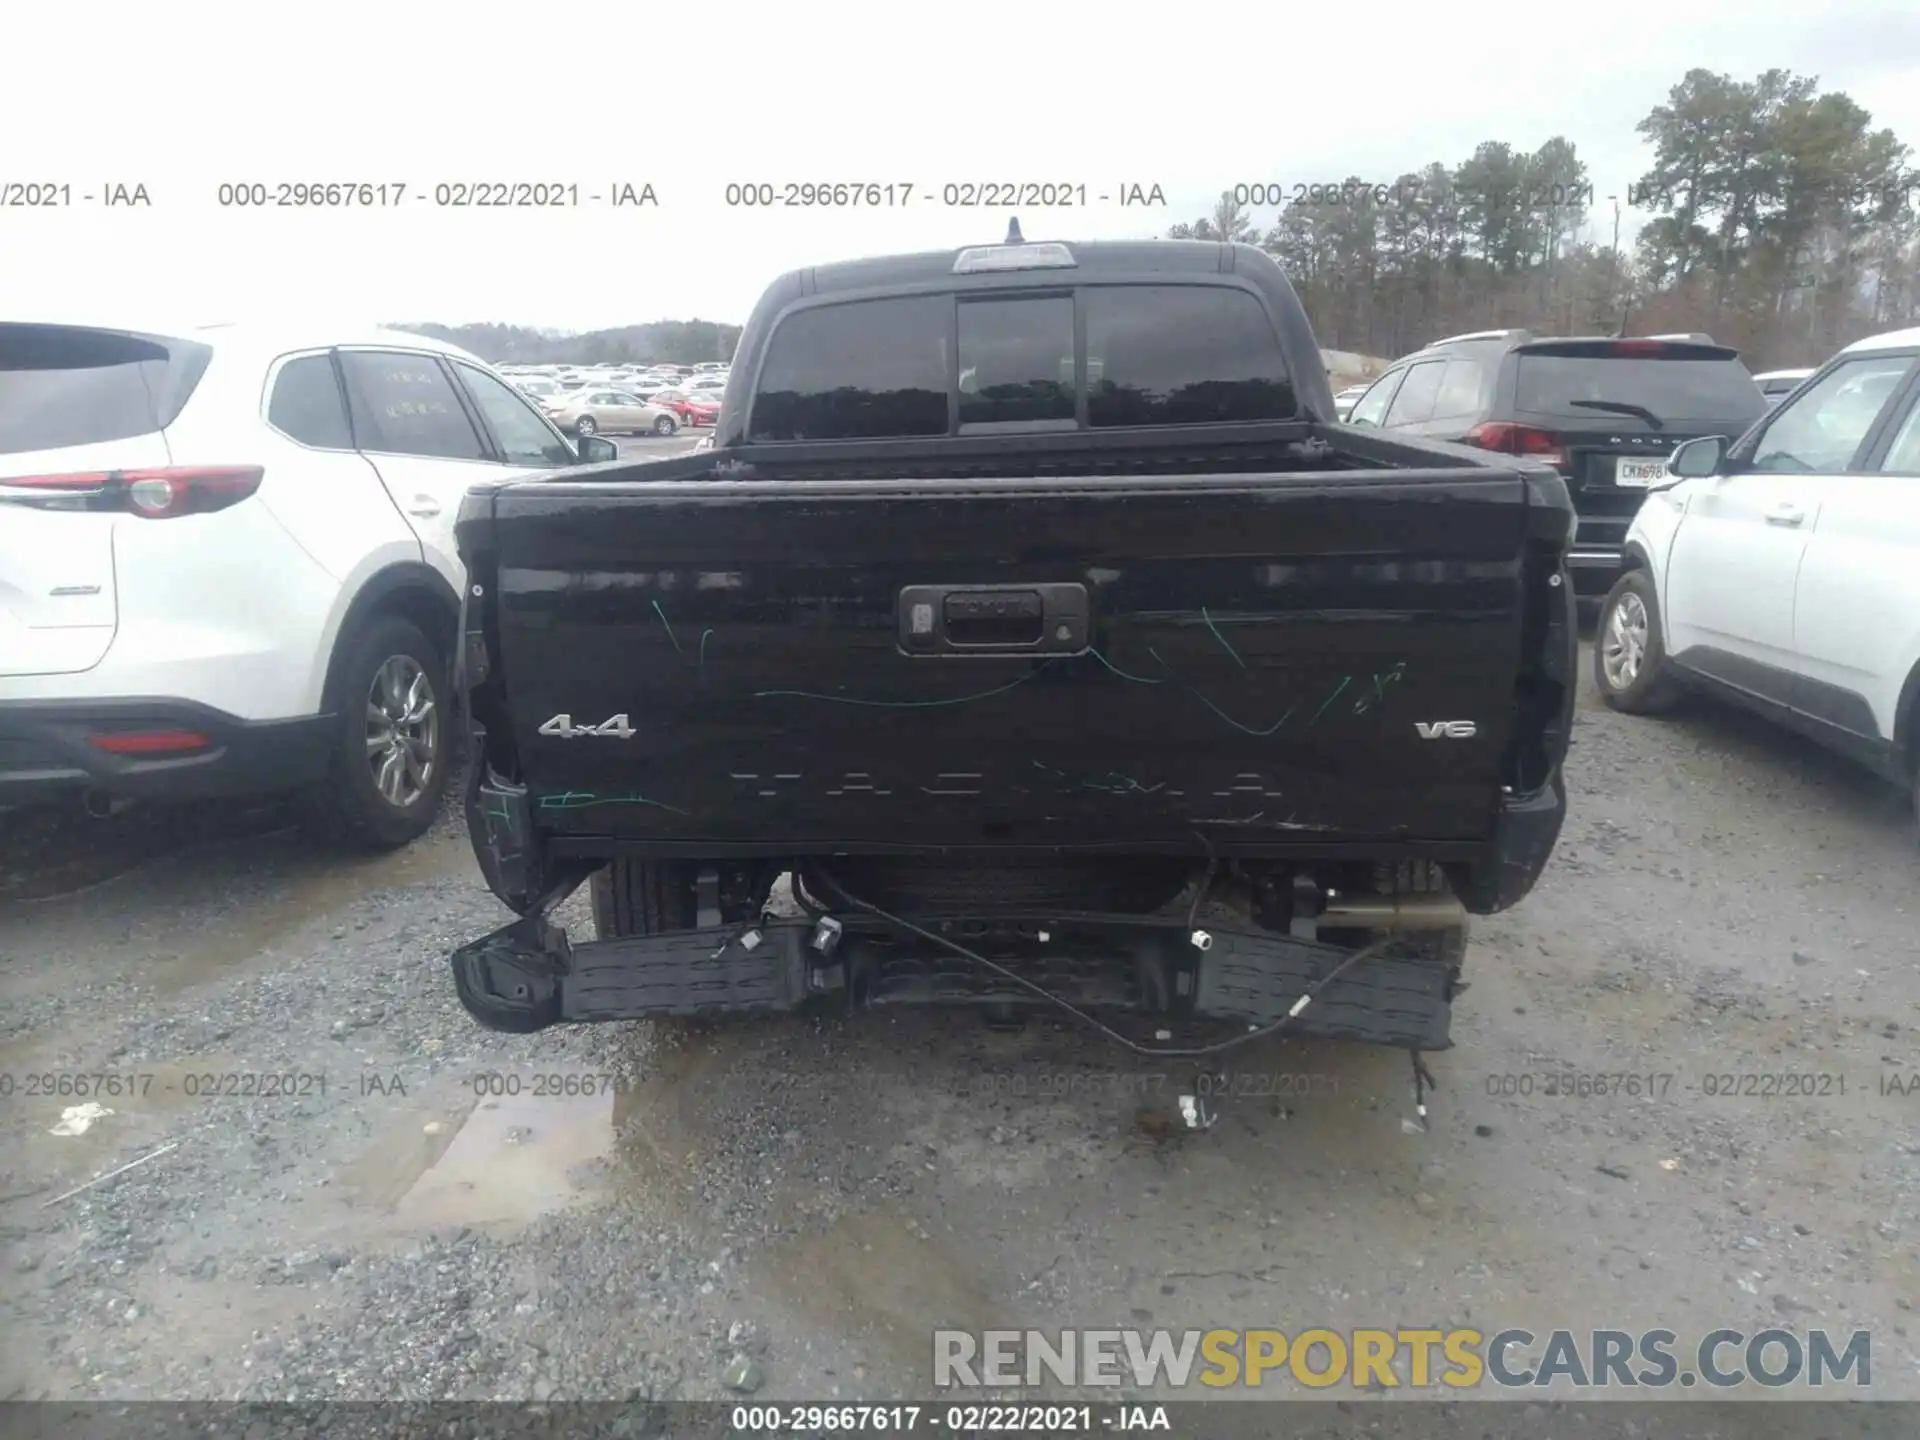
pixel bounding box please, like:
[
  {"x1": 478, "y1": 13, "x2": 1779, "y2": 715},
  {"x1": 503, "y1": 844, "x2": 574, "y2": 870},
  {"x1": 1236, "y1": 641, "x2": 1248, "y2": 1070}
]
[{"x1": 1344, "y1": 329, "x2": 1768, "y2": 596}]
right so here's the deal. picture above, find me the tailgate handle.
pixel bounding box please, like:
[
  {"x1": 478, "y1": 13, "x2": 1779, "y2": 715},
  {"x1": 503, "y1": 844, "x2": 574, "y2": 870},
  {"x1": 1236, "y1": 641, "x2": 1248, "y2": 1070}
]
[
  {"x1": 899, "y1": 583, "x2": 1089, "y2": 655},
  {"x1": 945, "y1": 590, "x2": 1042, "y2": 644}
]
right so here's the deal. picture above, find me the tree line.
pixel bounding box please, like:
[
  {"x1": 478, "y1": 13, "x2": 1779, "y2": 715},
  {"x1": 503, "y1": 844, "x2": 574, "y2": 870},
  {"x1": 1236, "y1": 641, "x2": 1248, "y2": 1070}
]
[
  {"x1": 398, "y1": 318, "x2": 742, "y2": 367},
  {"x1": 1168, "y1": 67, "x2": 1919, "y2": 371}
]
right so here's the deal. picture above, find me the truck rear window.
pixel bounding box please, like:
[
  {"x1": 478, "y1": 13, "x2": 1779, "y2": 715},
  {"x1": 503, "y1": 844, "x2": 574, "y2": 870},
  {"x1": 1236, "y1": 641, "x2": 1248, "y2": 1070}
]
[
  {"x1": 747, "y1": 283, "x2": 1296, "y2": 441},
  {"x1": 1083, "y1": 285, "x2": 1295, "y2": 427},
  {"x1": 958, "y1": 295, "x2": 1075, "y2": 430},
  {"x1": 1513, "y1": 354, "x2": 1767, "y2": 425},
  {"x1": 749, "y1": 296, "x2": 951, "y2": 441},
  {"x1": 0, "y1": 324, "x2": 213, "y2": 455}
]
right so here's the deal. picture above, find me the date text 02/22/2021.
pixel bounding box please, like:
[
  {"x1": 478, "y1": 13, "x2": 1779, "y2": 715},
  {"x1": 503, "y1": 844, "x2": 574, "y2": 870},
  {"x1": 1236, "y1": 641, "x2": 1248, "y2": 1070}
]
[
  {"x1": 1481, "y1": 1071, "x2": 1855, "y2": 1100},
  {"x1": 729, "y1": 1404, "x2": 1172, "y2": 1432},
  {"x1": 1226, "y1": 179, "x2": 1599, "y2": 209},
  {"x1": 721, "y1": 182, "x2": 1167, "y2": 208}
]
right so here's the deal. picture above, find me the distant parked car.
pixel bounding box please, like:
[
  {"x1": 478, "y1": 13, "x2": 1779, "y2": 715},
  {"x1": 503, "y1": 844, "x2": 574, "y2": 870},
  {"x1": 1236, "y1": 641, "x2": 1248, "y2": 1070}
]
[
  {"x1": 513, "y1": 377, "x2": 568, "y2": 401},
  {"x1": 1753, "y1": 368, "x2": 1817, "y2": 408},
  {"x1": 1333, "y1": 383, "x2": 1371, "y2": 419},
  {"x1": 650, "y1": 389, "x2": 702, "y2": 422},
  {"x1": 1344, "y1": 328, "x2": 1768, "y2": 597},
  {"x1": 683, "y1": 374, "x2": 728, "y2": 395},
  {"x1": 544, "y1": 388, "x2": 679, "y2": 437},
  {"x1": 653, "y1": 389, "x2": 720, "y2": 425}
]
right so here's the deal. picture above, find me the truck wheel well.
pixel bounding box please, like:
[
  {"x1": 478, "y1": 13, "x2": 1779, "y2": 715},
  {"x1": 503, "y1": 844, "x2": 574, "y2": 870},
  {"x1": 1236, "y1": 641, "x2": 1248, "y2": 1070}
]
[{"x1": 322, "y1": 566, "x2": 461, "y2": 711}]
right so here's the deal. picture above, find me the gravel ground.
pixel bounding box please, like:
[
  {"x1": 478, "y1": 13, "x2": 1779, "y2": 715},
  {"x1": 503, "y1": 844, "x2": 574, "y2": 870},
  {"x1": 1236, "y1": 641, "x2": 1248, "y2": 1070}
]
[{"x1": 3, "y1": 641, "x2": 1919, "y2": 1419}]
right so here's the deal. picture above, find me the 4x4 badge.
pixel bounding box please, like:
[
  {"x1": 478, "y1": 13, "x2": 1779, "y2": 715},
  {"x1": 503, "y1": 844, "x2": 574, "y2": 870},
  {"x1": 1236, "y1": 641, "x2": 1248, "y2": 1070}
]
[{"x1": 538, "y1": 713, "x2": 636, "y2": 739}]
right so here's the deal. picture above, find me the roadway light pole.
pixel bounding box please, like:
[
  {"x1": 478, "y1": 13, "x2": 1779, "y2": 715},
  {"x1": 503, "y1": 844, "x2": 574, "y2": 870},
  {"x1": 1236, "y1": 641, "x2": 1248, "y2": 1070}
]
[{"x1": 1607, "y1": 197, "x2": 1625, "y2": 336}]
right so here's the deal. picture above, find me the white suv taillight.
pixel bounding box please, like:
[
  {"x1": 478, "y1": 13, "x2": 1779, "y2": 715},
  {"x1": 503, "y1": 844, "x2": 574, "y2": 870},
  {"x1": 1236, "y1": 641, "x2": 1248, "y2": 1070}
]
[{"x1": 0, "y1": 465, "x2": 265, "y2": 518}]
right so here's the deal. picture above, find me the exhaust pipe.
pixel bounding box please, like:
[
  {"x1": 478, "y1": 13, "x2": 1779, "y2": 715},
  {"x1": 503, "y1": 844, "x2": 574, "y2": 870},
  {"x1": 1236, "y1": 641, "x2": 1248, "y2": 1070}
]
[{"x1": 1317, "y1": 894, "x2": 1467, "y2": 931}]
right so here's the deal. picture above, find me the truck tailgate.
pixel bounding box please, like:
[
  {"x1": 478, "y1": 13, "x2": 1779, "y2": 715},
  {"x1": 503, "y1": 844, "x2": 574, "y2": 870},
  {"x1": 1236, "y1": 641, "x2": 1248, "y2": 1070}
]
[{"x1": 474, "y1": 471, "x2": 1542, "y2": 849}]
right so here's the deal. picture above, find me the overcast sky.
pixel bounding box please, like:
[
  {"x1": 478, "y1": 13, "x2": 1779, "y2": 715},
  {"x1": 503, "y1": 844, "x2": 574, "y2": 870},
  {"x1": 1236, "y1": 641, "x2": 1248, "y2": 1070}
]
[{"x1": 4, "y1": 0, "x2": 1917, "y2": 334}]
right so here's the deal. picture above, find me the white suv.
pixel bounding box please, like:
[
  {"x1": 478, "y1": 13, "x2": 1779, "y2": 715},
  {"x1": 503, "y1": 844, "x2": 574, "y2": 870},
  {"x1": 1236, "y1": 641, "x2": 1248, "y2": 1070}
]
[
  {"x1": 1594, "y1": 325, "x2": 1920, "y2": 829},
  {"x1": 0, "y1": 321, "x2": 610, "y2": 848}
]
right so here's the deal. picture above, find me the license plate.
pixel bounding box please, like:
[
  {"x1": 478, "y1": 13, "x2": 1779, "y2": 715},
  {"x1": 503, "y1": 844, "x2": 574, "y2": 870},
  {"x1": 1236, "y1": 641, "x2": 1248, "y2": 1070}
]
[{"x1": 1615, "y1": 457, "x2": 1670, "y2": 487}]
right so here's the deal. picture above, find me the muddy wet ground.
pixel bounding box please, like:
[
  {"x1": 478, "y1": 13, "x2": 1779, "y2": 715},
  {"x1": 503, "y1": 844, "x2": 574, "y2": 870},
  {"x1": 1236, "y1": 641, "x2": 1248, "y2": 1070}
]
[{"x1": 2, "y1": 643, "x2": 1919, "y2": 1415}]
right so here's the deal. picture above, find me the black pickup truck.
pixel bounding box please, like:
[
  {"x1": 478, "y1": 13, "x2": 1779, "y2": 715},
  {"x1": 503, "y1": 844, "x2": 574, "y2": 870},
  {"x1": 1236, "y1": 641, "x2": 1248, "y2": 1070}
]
[{"x1": 447, "y1": 233, "x2": 1577, "y2": 1081}]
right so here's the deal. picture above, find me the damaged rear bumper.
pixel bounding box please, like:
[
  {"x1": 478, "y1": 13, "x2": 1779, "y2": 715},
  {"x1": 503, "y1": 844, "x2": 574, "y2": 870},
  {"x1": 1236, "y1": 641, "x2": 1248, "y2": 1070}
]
[
  {"x1": 462, "y1": 752, "x2": 1566, "y2": 922},
  {"x1": 448, "y1": 907, "x2": 1461, "y2": 1050}
]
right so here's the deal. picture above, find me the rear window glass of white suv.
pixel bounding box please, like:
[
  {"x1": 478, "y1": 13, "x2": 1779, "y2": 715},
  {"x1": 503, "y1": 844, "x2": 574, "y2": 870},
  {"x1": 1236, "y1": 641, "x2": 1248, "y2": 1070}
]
[
  {"x1": 268, "y1": 354, "x2": 353, "y2": 448},
  {"x1": 0, "y1": 324, "x2": 212, "y2": 455}
]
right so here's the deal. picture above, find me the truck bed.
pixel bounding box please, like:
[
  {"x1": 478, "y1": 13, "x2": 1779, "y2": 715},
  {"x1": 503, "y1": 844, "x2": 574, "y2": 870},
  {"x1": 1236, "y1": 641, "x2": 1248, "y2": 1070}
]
[{"x1": 457, "y1": 427, "x2": 1575, "y2": 866}]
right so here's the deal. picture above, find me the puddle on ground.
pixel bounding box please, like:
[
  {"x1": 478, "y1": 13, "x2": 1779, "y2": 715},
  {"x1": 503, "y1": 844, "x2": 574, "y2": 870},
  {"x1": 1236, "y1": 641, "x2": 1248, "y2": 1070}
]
[
  {"x1": 609, "y1": 1032, "x2": 727, "y2": 1177},
  {"x1": 754, "y1": 1209, "x2": 1010, "y2": 1378},
  {"x1": 336, "y1": 1082, "x2": 615, "y2": 1237}
]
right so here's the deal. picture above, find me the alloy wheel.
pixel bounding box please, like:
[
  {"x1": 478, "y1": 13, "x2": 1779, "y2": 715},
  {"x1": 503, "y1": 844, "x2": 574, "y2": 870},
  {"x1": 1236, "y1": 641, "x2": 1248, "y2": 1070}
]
[
  {"x1": 1601, "y1": 591, "x2": 1649, "y2": 691},
  {"x1": 365, "y1": 655, "x2": 438, "y2": 808}
]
